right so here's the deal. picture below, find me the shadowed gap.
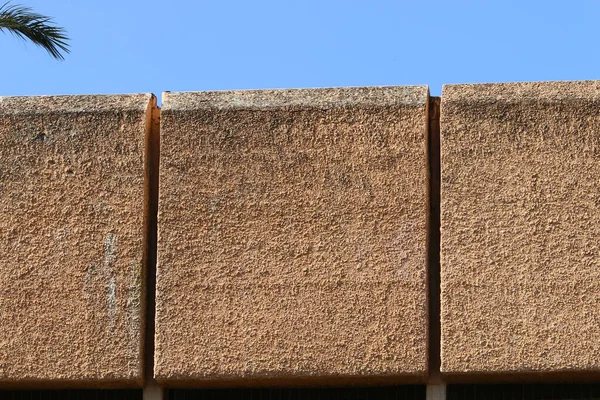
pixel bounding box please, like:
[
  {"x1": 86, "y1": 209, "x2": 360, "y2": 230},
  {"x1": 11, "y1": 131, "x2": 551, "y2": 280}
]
[
  {"x1": 427, "y1": 97, "x2": 441, "y2": 383},
  {"x1": 144, "y1": 97, "x2": 161, "y2": 398}
]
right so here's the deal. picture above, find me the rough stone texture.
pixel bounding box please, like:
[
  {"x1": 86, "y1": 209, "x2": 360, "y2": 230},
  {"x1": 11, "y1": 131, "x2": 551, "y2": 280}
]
[
  {"x1": 156, "y1": 87, "x2": 430, "y2": 385},
  {"x1": 0, "y1": 94, "x2": 156, "y2": 387},
  {"x1": 441, "y1": 81, "x2": 600, "y2": 379}
]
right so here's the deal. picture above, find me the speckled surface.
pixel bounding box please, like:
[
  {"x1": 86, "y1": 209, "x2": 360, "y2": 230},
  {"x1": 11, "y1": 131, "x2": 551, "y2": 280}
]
[
  {"x1": 0, "y1": 94, "x2": 156, "y2": 387},
  {"x1": 156, "y1": 86, "x2": 430, "y2": 385},
  {"x1": 440, "y1": 81, "x2": 600, "y2": 378}
]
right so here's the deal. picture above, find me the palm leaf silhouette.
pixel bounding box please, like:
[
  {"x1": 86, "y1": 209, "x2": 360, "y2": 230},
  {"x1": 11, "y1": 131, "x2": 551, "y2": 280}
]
[{"x1": 0, "y1": 2, "x2": 69, "y2": 60}]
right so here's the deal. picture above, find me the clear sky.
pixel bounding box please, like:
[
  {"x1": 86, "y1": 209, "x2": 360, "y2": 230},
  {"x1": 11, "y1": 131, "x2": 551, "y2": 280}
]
[{"x1": 2, "y1": 1, "x2": 599, "y2": 103}]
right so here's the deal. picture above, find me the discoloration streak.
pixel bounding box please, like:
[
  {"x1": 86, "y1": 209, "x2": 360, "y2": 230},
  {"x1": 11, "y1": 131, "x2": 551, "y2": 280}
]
[
  {"x1": 107, "y1": 277, "x2": 117, "y2": 322},
  {"x1": 125, "y1": 260, "x2": 142, "y2": 366},
  {"x1": 104, "y1": 232, "x2": 117, "y2": 268},
  {"x1": 104, "y1": 232, "x2": 118, "y2": 326}
]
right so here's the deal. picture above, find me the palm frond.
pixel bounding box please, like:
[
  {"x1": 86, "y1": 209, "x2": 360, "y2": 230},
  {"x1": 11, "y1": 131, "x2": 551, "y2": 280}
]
[{"x1": 0, "y1": 1, "x2": 70, "y2": 60}]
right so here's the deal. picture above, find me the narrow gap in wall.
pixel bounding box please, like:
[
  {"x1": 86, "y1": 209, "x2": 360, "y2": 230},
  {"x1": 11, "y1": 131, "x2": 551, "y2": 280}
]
[
  {"x1": 448, "y1": 383, "x2": 600, "y2": 400},
  {"x1": 144, "y1": 96, "x2": 161, "y2": 393},
  {"x1": 427, "y1": 96, "x2": 441, "y2": 383},
  {"x1": 0, "y1": 389, "x2": 142, "y2": 399},
  {"x1": 167, "y1": 385, "x2": 426, "y2": 400}
]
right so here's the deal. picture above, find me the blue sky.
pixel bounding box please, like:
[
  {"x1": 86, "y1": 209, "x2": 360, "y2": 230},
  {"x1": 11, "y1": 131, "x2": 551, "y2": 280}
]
[{"x1": 2, "y1": 1, "x2": 599, "y2": 103}]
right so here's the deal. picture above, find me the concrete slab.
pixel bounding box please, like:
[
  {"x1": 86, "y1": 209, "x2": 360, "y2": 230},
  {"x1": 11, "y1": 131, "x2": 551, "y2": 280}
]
[
  {"x1": 0, "y1": 94, "x2": 157, "y2": 387},
  {"x1": 441, "y1": 81, "x2": 600, "y2": 380},
  {"x1": 156, "y1": 86, "x2": 430, "y2": 385}
]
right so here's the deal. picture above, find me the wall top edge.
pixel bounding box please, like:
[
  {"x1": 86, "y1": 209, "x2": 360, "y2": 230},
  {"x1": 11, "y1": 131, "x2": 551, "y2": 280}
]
[
  {"x1": 162, "y1": 86, "x2": 429, "y2": 111},
  {"x1": 0, "y1": 93, "x2": 155, "y2": 116},
  {"x1": 442, "y1": 80, "x2": 600, "y2": 104}
]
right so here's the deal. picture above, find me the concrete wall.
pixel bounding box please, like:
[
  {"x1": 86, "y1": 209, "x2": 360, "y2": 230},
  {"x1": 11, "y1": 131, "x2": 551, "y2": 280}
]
[
  {"x1": 440, "y1": 81, "x2": 600, "y2": 381},
  {"x1": 0, "y1": 94, "x2": 158, "y2": 387},
  {"x1": 1, "y1": 81, "x2": 599, "y2": 389},
  {"x1": 155, "y1": 87, "x2": 430, "y2": 386}
]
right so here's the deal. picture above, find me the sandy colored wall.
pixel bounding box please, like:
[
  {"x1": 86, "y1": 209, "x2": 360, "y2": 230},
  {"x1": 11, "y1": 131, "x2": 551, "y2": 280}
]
[
  {"x1": 0, "y1": 94, "x2": 157, "y2": 387},
  {"x1": 155, "y1": 87, "x2": 431, "y2": 386},
  {"x1": 440, "y1": 81, "x2": 600, "y2": 381},
  {"x1": 2, "y1": 80, "x2": 600, "y2": 389}
]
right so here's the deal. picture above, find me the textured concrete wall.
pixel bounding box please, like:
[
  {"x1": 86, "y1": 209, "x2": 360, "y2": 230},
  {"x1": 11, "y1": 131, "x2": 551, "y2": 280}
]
[
  {"x1": 156, "y1": 87, "x2": 430, "y2": 385},
  {"x1": 0, "y1": 94, "x2": 157, "y2": 387},
  {"x1": 7, "y1": 80, "x2": 600, "y2": 389},
  {"x1": 440, "y1": 81, "x2": 600, "y2": 379}
]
